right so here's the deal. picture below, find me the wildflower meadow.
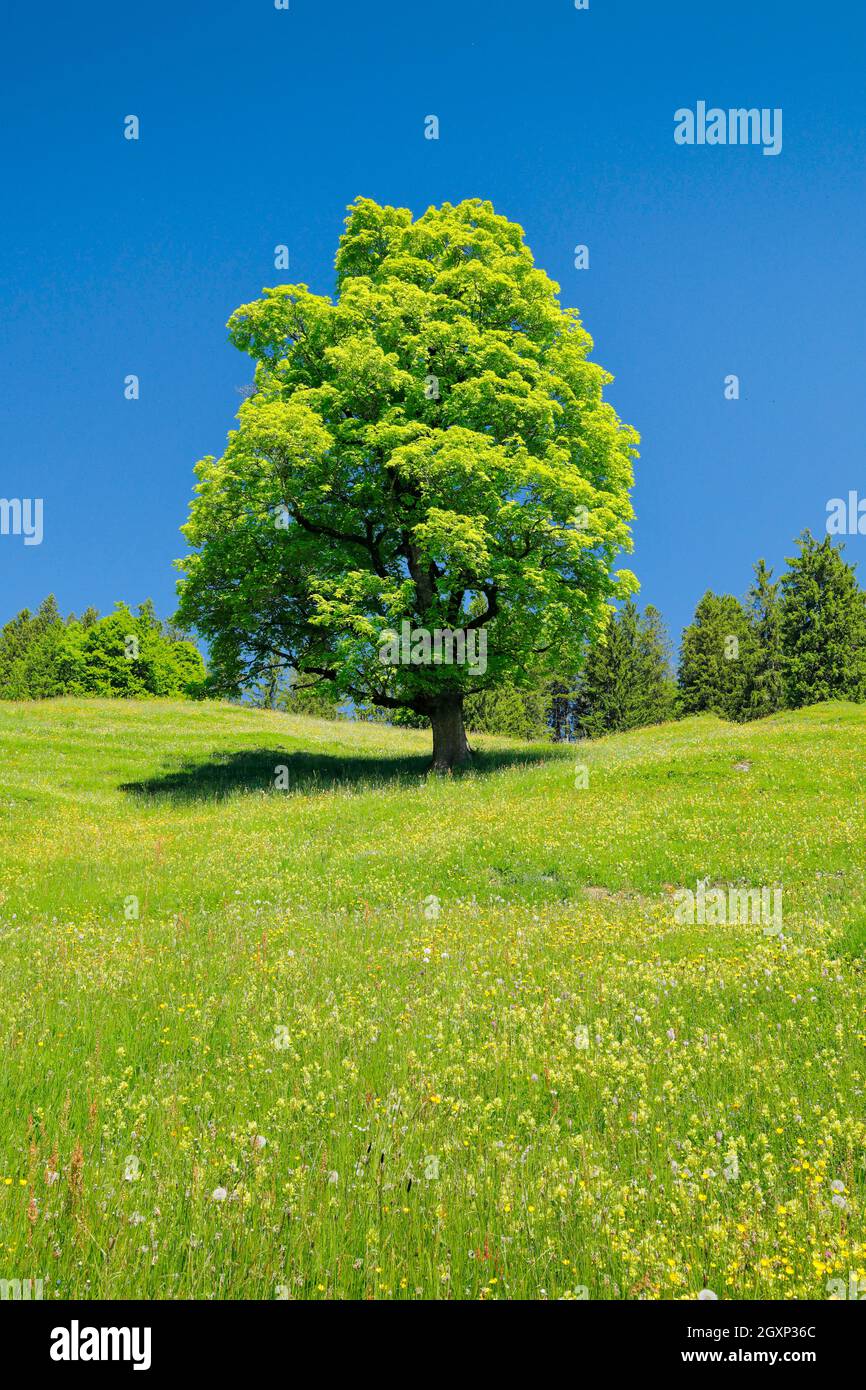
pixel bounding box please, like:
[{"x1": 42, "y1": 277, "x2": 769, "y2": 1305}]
[{"x1": 1, "y1": 696, "x2": 863, "y2": 1301}]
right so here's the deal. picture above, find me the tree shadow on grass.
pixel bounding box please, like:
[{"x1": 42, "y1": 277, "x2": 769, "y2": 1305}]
[{"x1": 121, "y1": 744, "x2": 567, "y2": 802}]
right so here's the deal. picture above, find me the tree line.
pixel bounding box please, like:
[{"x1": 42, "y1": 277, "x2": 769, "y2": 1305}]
[
  {"x1": 548, "y1": 530, "x2": 864, "y2": 738},
  {"x1": 272, "y1": 529, "x2": 866, "y2": 739},
  {"x1": 4, "y1": 530, "x2": 864, "y2": 740},
  {"x1": 0, "y1": 596, "x2": 206, "y2": 700},
  {"x1": 549, "y1": 529, "x2": 865, "y2": 739}
]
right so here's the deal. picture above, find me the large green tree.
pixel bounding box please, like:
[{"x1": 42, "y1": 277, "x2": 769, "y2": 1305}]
[{"x1": 176, "y1": 198, "x2": 638, "y2": 769}]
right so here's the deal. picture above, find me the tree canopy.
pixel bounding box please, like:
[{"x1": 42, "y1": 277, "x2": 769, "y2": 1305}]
[{"x1": 176, "y1": 197, "x2": 639, "y2": 767}]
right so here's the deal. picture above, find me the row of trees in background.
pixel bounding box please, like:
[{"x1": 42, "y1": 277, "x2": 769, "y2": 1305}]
[
  {"x1": 577, "y1": 531, "x2": 865, "y2": 736},
  {"x1": 678, "y1": 533, "x2": 866, "y2": 721},
  {"x1": 0, "y1": 597, "x2": 206, "y2": 700},
  {"x1": 4, "y1": 532, "x2": 865, "y2": 738},
  {"x1": 568, "y1": 531, "x2": 865, "y2": 736},
  {"x1": 269, "y1": 530, "x2": 866, "y2": 739}
]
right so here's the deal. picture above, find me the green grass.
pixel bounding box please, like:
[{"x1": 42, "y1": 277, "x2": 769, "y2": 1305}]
[{"x1": 1, "y1": 697, "x2": 864, "y2": 1299}]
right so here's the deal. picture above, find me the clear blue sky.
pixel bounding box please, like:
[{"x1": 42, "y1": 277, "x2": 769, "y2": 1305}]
[{"x1": 1, "y1": 0, "x2": 864, "y2": 643}]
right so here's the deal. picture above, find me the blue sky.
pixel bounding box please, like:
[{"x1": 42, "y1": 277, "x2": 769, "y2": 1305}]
[{"x1": 1, "y1": 0, "x2": 864, "y2": 645}]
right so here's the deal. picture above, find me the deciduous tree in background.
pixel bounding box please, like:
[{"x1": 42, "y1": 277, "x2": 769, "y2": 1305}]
[
  {"x1": 176, "y1": 197, "x2": 638, "y2": 769},
  {"x1": 464, "y1": 679, "x2": 551, "y2": 741}
]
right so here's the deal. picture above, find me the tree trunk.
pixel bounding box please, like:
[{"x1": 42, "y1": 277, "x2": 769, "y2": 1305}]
[{"x1": 430, "y1": 697, "x2": 471, "y2": 772}]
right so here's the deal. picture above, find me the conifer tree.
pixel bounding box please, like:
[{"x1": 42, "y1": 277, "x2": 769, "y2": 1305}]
[
  {"x1": 0, "y1": 595, "x2": 65, "y2": 699},
  {"x1": 576, "y1": 599, "x2": 675, "y2": 736},
  {"x1": 778, "y1": 531, "x2": 866, "y2": 707},
  {"x1": 743, "y1": 559, "x2": 785, "y2": 718},
  {"x1": 678, "y1": 592, "x2": 754, "y2": 720}
]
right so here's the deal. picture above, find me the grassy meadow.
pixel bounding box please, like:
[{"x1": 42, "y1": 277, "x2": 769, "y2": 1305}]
[{"x1": 0, "y1": 696, "x2": 864, "y2": 1300}]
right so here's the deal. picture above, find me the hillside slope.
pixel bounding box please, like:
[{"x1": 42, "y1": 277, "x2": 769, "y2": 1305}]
[{"x1": 0, "y1": 698, "x2": 864, "y2": 1299}]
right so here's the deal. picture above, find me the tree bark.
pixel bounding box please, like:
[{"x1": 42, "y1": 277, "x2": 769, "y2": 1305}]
[{"x1": 430, "y1": 697, "x2": 471, "y2": 772}]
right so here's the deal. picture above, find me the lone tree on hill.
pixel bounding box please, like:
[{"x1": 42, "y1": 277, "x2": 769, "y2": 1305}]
[{"x1": 176, "y1": 198, "x2": 638, "y2": 769}]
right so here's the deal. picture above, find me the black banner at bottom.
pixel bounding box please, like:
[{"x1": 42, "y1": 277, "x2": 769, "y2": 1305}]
[{"x1": 2, "y1": 1296, "x2": 860, "y2": 1375}]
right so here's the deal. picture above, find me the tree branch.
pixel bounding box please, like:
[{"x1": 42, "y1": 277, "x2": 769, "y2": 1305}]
[{"x1": 291, "y1": 508, "x2": 388, "y2": 578}]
